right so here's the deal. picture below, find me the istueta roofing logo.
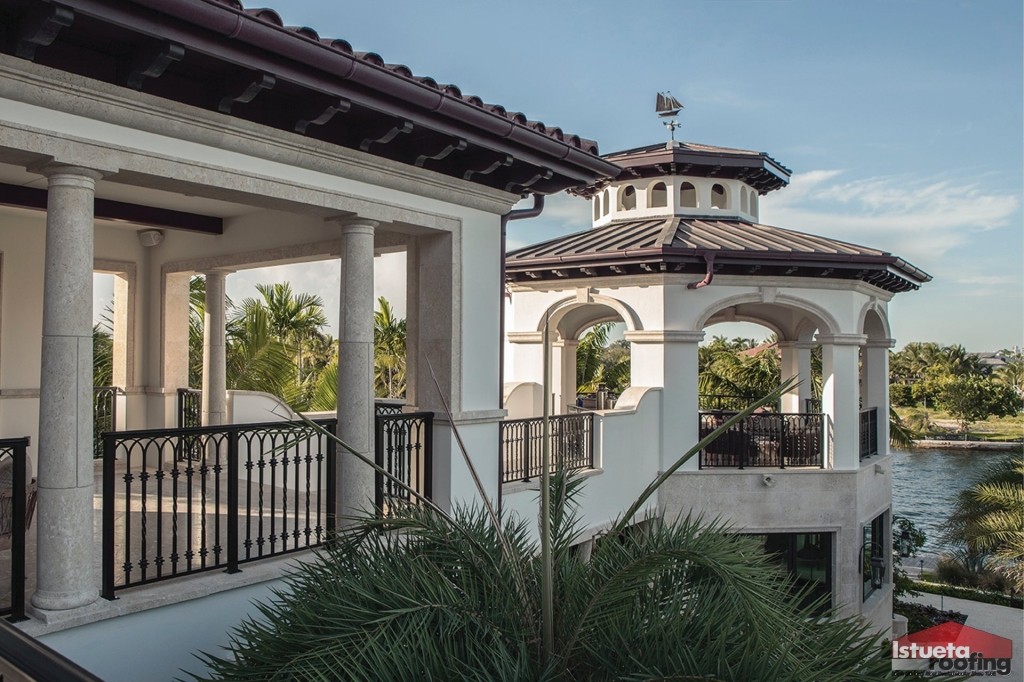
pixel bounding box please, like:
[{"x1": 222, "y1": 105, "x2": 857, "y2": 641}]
[{"x1": 892, "y1": 621, "x2": 1013, "y2": 677}]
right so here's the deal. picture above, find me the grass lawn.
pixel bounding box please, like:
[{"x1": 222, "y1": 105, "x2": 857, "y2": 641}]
[{"x1": 895, "y1": 406, "x2": 1024, "y2": 441}]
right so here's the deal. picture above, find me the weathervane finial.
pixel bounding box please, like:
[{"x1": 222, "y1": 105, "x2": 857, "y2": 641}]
[{"x1": 655, "y1": 91, "x2": 684, "y2": 147}]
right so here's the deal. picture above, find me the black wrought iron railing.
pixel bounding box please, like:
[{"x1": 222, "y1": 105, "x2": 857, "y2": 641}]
[
  {"x1": 374, "y1": 400, "x2": 405, "y2": 416},
  {"x1": 375, "y1": 412, "x2": 433, "y2": 515},
  {"x1": 101, "y1": 419, "x2": 337, "y2": 597},
  {"x1": 0, "y1": 436, "x2": 32, "y2": 622},
  {"x1": 93, "y1": 386, "x2": 124, "y2": 459},
  {"x1": 500, "y1": 413, "x2": 594, "y2": 484},
  {"x1": 699, "y1": 394, "x2": 780, "y2": 413},
  {"x1": 859, "y1": 407, "x2": 879, "y2": 460},
  {"x1": 698, "y1": 412, "x2": 824, "y2": 469},
  {"x1": 177, "y1": 388, "x2": 202, "y2": 429}
]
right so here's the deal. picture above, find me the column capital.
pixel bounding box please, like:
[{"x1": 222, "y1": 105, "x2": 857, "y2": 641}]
[
  {"x1": 815, "y1": 333, "x2": 866, "y2": 347},
  {"x1": 333, "y1": 216, "x2": 380, "y2": 235},
  {"x1": 199, "y1": 266, "x2": 234, "y2": 276},
  {"x1": 623, "y1": 330, "x2": 704, "y2": 344},
  {"x1": 30, "y1": 162, "x2": 109, "y2": 183},
  {"x1": 865, "y1": 338, "x2": 896, "y2": 349}
]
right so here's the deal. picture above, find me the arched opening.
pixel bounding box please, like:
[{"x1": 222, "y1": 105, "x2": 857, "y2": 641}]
[
  {"x1": 680, "y1": 182, "x2": 697, "y2": 208},
  {"x1": 619, "y1": 185, "x2": 637, "y2": 211},
  {"x1": 740, "y1": 187, "x2": 748, "y2": 213},
  {"x1": 593, "y1": 194, "x2": 601, "y2": 221},
  {"x1": 649, "y1": 182, "x2": 667, "y2": 208},
  {"x1": 711, "y1": 183, "x2": 727, "y2": 209},
  {"x1": 750, "y1": 190, "x2": 758, "y2": 215},
  {"x1": 601, "y1": 189, "x2": 610, "y2": 216}
]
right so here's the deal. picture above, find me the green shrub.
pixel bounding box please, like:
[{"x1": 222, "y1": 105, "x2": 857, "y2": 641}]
[
  {"x1": 910, "y1": 579, "x2": 1024, "y2": 609},
  {"x1": 893, "y1": 600, "x2": 966, "y2": 633}
]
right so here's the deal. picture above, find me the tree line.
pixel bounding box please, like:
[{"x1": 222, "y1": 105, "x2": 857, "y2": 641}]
[{"x1": 93, "y1": 278, "x2": 408, "y2": 411}]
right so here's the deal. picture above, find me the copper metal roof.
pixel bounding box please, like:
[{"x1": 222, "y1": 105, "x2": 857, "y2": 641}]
[
  {"x1": 1, "y1": 0, "x2": 620, "y2": 195},
  {"x1": 506, "y1": 217, "x2": 931, "y2": 293},
  {"x1": 574, "y1": 141, "x2": 792, "y2": 197}
]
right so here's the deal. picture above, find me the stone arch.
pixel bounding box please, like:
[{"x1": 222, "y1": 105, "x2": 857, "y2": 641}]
[
  {"x1": 619, "y1": 184, "x2": 637, "y2": 211},
  {"x1": 538, "y1": 293, "x2": 642, "y2": 340},
  {"x1": 679, "y1": 181, "x2": 698, "y2": 208},
  {"x1": 649, "y1": 181, "x2": 667, "y2": 208},
  {"x1": 858, "y1": 302, "x2": 891, "y2": 341},
  {"x1": 695, "y1": 292, "x2": 841, "y2": 338},
  {"x1": 710, "y1": 183, "x2": 728, "y2": 209}
]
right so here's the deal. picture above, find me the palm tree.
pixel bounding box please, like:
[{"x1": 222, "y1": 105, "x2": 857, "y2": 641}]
[
  {"x1": 244, "y1": 282, "x2": 328, "y2": 384},
  {"x1": 374, "y1": 296, "x2": 406, "y2": 399},
  {"x1": 576, "y1": 322, "x2": 612, "y2": 393},
  {"x1": 93, "y1": 322, "x2": 113, "y2": 387},
  {"x1": 192, "y1": 388, "x2": 896, "y2": 681},
  {"x1": 942, "y1": 454, "x2": 1024, "y2": 591},
  {"x1": 224, "y1": 305, "x2": 296, "y2": 400}
]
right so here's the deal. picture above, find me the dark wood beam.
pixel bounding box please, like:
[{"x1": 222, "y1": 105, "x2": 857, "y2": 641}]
[{"x1": 0, "y1": 183, "x2": 223, "y2": 234}]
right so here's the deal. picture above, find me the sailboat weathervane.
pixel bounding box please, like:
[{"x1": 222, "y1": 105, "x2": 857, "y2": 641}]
[{"x1": 656, "y1": 91, "x2": 684, "y2": 146}]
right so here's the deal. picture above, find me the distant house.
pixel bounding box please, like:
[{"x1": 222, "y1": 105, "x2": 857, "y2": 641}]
[{"x1": 0, "y1": 1, "x2": 928, "y2": 679}]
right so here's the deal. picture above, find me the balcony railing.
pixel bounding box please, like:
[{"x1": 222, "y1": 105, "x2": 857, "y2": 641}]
[
  {"x1": 500, "y1": 413, "x2": 594, "y2": 484},
  {"x1": 698, "y1": 412, "x2": 824, "y2": 469},
  {"x1": 375, "y1": 412, "x2": 433, "y2": 515},
  {"x1": 93, "y1": 386, "x2": 124, "y2": 459},
  {"x1": 699, "y1": 394, "x2": 780, "y2": 412},
  {"x1": 101, "y1": 419, "x2": 338, "y2": 597},
  {"x1": 859, "y1": 407, "x2": 879, "y2": 460},
  {"x1": 0, "y1": 437, "x2": 31, "y2": 622}
]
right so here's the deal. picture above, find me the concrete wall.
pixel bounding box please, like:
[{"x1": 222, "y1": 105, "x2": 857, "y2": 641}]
[{"x1": 659, "y1": 457, "x2": 894, "y2": 630}]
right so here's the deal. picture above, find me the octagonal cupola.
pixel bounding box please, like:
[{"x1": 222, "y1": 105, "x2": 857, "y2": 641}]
[{"x1": 589, "y1": 140, "x2": 792, "y2": 228}]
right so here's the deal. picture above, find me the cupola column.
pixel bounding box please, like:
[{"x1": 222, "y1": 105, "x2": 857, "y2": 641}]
[
  {"x1": 862, "y1": 338, "x2": 895, "y2": 453},
  {"x1": 625, "y1": 330, "x2": 704, "y2": 472},
  {"x1": 818, "y1": 334, "x2": 866, "y2": 469}
]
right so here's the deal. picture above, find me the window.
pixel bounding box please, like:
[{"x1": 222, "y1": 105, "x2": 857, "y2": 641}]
[
  {"x1": 679, "y1": 182, "x2": 697, "y2": 208},
  {"x1": 863, "y1": 513, "x2": 887, "y2": 601},
  {"x1": 619, "y1": 185, "x2": 637, "y2": 210},
  {"x1": 711, "y1": 183, "x2": 727, "y2": 209},
  {"x1": 740, "y1": 187, "x2": 748, "y2": 213},
  {"x1": 750, "y1": 189, "x2": 758, "y2": 215},
  {"x1": 649, "y1": 182, "x2": 667, "y2": 208},
  {"x1": 593, "y1": 194, "x2": 601, "y2": 221},
  {"x1": 748, "y1": 532, "x2": 833, "y2": 614},
  {"x1": 601, "y1": 189, "x2": 610, "y2": 216}
]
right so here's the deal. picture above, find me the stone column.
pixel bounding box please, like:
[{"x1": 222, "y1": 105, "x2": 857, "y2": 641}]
[
  {"x1": 553, "y1": 338, "x2": 578, "y2": 413},
  {"x1": 32, "y1": 165, "x2": 104, "y2": 611},
  {"x1": 625, "y1": 330, "x2": 704, "y2": 472},
  {"x1": 201, "y1": 270, "x2": 229, "y2": 426},
  {"x1": 819, "y1": 334, "x2": 865, "y2": 470},
  {"x1": 863, "y1": 338, "x2": 894, "y2": 451},
  {"x1": 335, "y1": 217, "x2": 377, "y2": 523},
  {"x1": 779, "y1": 341, "x2": 801, "y2": 413},
  {"x1": 781, "y1": 340, "x2": 816, "y2": 412},
  {"x1": 404, "y1": 238, "x2": 420, "y2": 407}
]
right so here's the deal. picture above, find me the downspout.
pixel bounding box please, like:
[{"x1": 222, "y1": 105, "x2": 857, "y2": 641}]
[
  {"x1": 499, "y1": 193, "x2": 545, "y2": 408},
  {"x1": 687, "y1": 251, "x2": 716, "y2": 290},
  {"x1": 498, "y1": 193, "x2": 544, "y2": 516}
]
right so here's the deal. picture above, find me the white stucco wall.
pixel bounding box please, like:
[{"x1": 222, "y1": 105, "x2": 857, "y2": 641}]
[{"x1": 501, "y1": 387, "x2": 662, "y2": 543}]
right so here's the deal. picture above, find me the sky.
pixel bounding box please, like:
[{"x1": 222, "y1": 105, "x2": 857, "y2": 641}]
[{"x1": 95, "y1": 0, "x2": 1024, "y2": 351}]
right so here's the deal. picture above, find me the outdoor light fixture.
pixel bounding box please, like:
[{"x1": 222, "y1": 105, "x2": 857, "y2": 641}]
[{"x1": 898, "y1": 529, "x2": 912, "y2": 558}]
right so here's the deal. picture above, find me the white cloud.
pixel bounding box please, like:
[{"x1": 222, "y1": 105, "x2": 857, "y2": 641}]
[{"x1": 760, "y1": 170, "x2": 1020, "y2": 267}]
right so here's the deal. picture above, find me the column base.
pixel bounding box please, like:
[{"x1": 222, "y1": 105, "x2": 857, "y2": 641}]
[{"x1": 30, "y1": 587, "x2": 99, "y2": 612}]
